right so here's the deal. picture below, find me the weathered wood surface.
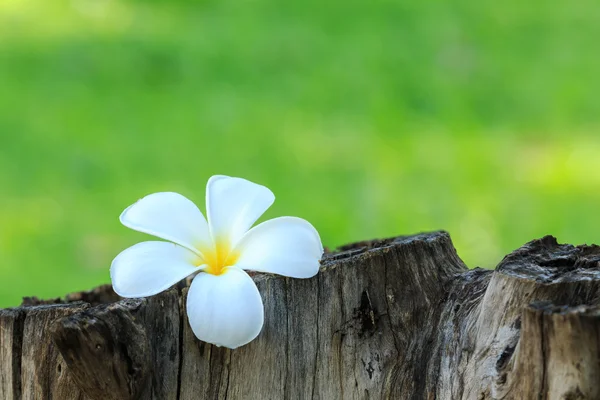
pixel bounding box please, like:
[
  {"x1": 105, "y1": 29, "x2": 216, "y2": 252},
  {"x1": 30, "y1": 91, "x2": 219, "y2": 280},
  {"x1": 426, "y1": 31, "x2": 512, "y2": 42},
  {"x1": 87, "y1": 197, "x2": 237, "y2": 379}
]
[{"x1": 1, "y1": 231, "x2": 599, "y2": 399}]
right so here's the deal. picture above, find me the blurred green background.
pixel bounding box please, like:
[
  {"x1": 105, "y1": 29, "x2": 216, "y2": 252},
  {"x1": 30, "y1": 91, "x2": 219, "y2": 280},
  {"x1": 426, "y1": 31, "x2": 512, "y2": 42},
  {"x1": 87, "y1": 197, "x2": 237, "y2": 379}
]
[{"x1": 1, "y1": 0, "x2": 599, "y2": 307}]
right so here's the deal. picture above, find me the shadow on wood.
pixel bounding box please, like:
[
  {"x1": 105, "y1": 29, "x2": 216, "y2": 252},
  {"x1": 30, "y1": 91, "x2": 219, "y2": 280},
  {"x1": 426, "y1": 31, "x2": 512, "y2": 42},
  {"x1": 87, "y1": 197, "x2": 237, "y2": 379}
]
[{"x1": 1, "y1": 231, "x2": 599, "y2": 399}]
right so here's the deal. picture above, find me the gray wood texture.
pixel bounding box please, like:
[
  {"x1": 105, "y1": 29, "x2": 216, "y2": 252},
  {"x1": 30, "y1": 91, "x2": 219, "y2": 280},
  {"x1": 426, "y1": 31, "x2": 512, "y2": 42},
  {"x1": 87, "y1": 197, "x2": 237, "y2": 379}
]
[{"x1": 1, "y1": 231, "x2": 599, "y2": 399}]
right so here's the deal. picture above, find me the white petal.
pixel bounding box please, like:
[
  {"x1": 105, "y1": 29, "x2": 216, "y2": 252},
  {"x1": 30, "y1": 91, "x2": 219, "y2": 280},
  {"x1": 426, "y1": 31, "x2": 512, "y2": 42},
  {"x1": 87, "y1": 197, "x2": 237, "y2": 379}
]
[
  {"x1": 111, "y1": 241, "x2": 200, "y2": 298},
  {"x1": 206, "y1": 175, "x2": 275, "y2": 247},
  {"x1": 234, "y1": 217, "x2": 323, "y2": 278},
  {"x1": 120, "y1": 192, "x2": 211, "y2": 255},
  {"x1": 186, "y1": 267, "x2": 264, "y2": 349}
]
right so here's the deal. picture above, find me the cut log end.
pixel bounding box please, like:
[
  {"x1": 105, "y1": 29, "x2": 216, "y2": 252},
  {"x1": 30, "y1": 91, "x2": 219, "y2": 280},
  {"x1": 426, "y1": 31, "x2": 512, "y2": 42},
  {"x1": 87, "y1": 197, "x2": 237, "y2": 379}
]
[
  {"x1": 497, "y1": 235, "x2": 600, "y2": 284},
  {"x1": 1, "y1": 231, "x2": 599, "y2": 399}
]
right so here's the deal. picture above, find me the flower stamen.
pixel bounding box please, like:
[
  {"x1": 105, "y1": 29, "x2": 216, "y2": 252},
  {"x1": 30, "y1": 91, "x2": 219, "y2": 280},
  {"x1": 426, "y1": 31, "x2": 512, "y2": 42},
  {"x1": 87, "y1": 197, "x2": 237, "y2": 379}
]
[{"x1": 197, "y1": 239, "x2": 240, "y2": 275}]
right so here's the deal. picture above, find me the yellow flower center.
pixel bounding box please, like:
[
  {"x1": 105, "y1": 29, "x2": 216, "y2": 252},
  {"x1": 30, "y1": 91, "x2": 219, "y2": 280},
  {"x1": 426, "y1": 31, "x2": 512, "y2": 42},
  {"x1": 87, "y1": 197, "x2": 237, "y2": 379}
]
[{"x1": 197, "y1": 239, "x2": 240, "y2": 276}]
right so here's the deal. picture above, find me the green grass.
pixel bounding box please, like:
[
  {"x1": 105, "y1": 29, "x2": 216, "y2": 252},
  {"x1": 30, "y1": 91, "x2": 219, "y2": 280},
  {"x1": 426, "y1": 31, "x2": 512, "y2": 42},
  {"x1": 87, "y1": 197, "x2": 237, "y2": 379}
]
[{"x1": 0, "y1": 0, "x2": 599, "y2": 306}]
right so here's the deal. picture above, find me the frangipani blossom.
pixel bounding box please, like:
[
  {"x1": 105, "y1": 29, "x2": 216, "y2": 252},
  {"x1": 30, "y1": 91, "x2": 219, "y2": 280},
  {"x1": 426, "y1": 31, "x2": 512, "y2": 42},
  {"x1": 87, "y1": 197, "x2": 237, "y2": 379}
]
[{"x1": 111, "y1": 175, "x2": 323, "y2": 348}]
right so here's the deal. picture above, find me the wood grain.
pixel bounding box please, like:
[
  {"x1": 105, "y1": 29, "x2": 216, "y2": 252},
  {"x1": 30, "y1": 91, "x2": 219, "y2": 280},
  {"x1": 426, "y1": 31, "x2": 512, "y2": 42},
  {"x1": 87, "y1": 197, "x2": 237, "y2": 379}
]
[{"x1": 1, "y1": 231, "x2": 599, "y2": 399}]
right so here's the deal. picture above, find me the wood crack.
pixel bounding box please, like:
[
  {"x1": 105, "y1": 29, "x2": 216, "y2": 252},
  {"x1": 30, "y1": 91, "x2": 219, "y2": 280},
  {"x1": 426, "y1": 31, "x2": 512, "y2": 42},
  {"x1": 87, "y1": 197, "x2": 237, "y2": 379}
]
[
  {"x1": 382, "y1": 256, "x2": 400, "y2": 355},
  {"x1": 540, "y1": 312, "x2": 549, "y2": 400},
  {"x1": 284, "y1": 278, "x2": 290, "y2": 400},
  {"x1": 337, "y1": 266, "x2": 345, "y2": 399},
  {"x1": 311, "y1": 272, "x2": 320, "y2": 400},
  {"x1": 175, "y1": 291, "x2": 185, "y2": 400},
  {"x1": 223, "y1": 351, "x2": 232, "y2": 400}
]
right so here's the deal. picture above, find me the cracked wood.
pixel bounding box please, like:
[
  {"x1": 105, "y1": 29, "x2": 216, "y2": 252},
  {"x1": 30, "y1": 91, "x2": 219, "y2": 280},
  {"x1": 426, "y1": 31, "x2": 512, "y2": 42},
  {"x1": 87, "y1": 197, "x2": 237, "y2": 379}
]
[{"x1": 1, "y1": 231, "x2": 599, "y2": 399}]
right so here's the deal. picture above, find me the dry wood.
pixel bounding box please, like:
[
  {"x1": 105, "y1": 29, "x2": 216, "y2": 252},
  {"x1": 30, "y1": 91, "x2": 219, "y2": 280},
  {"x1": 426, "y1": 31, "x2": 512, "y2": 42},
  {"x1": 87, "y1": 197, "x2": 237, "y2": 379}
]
[{"x1": 1, "y1": 231, "x2": 599, "y2": 399}]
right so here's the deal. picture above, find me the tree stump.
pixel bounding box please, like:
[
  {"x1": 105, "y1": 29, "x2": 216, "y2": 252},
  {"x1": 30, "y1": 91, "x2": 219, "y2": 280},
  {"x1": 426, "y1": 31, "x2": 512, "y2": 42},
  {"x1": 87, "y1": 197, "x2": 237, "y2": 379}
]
[{"x1": 1, "y1": 231, "x2": 599, "y2": 399}]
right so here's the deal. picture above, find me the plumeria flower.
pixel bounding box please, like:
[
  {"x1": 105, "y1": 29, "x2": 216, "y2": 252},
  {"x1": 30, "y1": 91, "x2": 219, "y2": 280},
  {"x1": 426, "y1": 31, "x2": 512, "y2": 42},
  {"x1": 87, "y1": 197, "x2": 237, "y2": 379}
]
[{"x1": 110, "y1": 176, "x2": 323, "y2": 348}]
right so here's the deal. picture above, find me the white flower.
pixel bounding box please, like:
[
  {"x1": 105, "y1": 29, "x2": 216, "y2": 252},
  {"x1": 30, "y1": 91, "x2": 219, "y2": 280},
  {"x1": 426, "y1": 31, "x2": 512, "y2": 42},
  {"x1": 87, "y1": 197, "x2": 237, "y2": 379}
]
[{"x1": 110, "y1": 175, "x2": 323, "y2": 348}]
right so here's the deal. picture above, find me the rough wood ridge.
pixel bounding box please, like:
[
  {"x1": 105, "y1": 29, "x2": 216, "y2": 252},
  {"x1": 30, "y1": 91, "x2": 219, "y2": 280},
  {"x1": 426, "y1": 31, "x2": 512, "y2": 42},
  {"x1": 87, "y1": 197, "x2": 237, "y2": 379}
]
[{"x1": 1, "y1": 231, "x2": 599, "y2": 399}]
